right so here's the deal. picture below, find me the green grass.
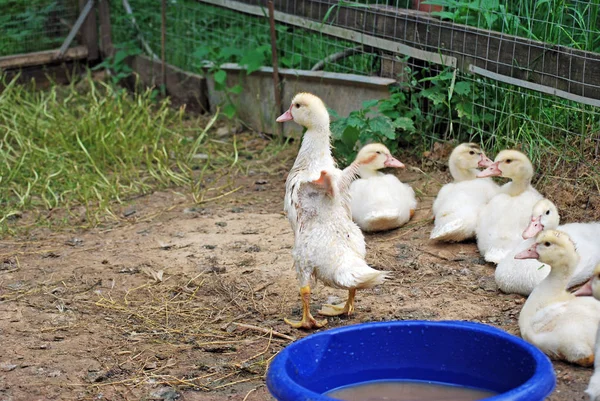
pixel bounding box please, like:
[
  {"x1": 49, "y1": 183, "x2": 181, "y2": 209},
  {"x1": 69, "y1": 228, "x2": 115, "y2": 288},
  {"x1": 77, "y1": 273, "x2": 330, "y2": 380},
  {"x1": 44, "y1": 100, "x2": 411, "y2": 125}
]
[{"x1": 0, "y1": 74, "x2": 226, "y2": 234}]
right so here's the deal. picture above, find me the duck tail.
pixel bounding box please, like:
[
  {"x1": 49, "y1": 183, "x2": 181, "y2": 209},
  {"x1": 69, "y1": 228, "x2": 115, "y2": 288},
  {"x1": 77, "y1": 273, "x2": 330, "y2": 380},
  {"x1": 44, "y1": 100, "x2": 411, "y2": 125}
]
[
  {"x1": 430, "y1": 218, "x2": 470, "y2": 241},
  {"x1": 362, "y1": 210, "x2": 403, "y2": 232}
]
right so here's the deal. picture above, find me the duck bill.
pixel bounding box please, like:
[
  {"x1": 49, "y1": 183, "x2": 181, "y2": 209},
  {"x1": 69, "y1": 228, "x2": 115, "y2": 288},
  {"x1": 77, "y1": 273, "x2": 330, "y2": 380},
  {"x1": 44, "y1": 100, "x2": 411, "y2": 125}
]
[
  {"x1": 384, "y1": 155, "x2": 405, "y2": 168},
  {"x1": 476, "y1": 162, "x2": 501, "y2": 178},
  {"x1": 522, "y1": 216, "x2": 542, "y2": 239},
  {"x1": 573, "y1": 279, "x2": 594, "y2": 297},
  {"x1": 514, "y1": 245, "x2": 539, "y2": 260},
  {"x1": 478, "y1": 154, "x2": 493, "y2": 168},
  {"x1": 276, "y1": 106, "x2": 293, "y2": 122}
]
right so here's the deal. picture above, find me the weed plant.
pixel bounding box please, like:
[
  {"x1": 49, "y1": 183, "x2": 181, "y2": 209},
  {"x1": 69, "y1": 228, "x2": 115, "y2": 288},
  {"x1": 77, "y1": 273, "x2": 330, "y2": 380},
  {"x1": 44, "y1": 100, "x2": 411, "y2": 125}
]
[{"x1": 0, "y1": 74, "x2": 223, "y2": 234}]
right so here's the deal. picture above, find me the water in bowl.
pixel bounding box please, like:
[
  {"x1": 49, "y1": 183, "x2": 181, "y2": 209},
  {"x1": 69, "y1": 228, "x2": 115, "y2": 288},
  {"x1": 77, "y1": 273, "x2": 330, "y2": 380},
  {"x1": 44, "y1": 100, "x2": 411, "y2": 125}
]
[{"x1": 325, "y1": 379, "x2": 497, "y2": 401}]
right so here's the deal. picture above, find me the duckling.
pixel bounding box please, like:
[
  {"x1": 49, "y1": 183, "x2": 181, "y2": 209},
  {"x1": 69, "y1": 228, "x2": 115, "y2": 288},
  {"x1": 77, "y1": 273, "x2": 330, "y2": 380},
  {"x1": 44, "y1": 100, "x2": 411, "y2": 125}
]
[
  {"x1": 573, "y1": 265, "x2": 600, "y2": 401},
  {"x1": 497, "y1": 199, "x2": 600, "y2": 295},
  {"x1": 279, "y1": 93, "x2": 336, "y2": 235},
  {"x1": 430, "y1": 143, "x2": 498, "y2": 242},
  {"x1": 277, "y1": 94, "x2": 387, "y2": 330},
  {"x1": 515, "y1": 230, "x2": 600, "y2": 367},
  {"x1": 348, "y1": 144, "x2": 414, "y2": 232},
  {"x1": 475, "y1": 150, "x2": 543, "y2": 263}
]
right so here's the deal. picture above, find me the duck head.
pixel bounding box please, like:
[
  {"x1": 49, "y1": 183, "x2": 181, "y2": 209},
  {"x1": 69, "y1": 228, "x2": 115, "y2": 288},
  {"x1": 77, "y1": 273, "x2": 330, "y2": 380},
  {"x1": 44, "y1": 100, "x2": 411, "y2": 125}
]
[
  {"x1": 448, "y1": 143, "x2": 493, "y2": 181},
  {"x1": 477, "y1": 149, "x2": 534, "y2": 182},
  {"x1": 276, "y1": 93, "x2": 329, "y2": 130},
  {"x1": 515, "y1": 230, "x2": 579, "y2": 272},
  {"x1": 354, "y1": 143, "x2": 404, "y2": 178},
  {"x1": 522, "y1": 198, "x2": 560, "y2": 239},
  {"x1": 573, "y1": 264, "x2": 600, "y2": 297}
]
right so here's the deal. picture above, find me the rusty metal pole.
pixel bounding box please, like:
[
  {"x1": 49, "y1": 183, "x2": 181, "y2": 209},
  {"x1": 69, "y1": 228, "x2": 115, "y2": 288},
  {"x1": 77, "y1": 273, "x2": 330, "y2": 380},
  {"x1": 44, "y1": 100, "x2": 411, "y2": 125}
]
[
  {"x1": 267, "y1": 1, "x2": 283, "y2": 140},
  {"x1": 161, "y1": 0, "x2": 167, "y2": 93}
]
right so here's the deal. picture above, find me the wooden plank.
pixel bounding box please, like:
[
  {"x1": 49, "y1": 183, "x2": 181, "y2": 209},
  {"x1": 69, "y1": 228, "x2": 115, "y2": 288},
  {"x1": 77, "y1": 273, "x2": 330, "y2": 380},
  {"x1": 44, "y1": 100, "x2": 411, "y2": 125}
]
[
  {"x1": 229, "y1": 0, "x2": 600, "y2": 101},
  {"x1": 98, "y1": 0, "x2": 114, "y2": 57},
  {"x1": 0, "y1": 46, "x2": 89, "y2": 70},
  {"x1": 79, "y1": 0, "x2": 99, "y2": 61}
]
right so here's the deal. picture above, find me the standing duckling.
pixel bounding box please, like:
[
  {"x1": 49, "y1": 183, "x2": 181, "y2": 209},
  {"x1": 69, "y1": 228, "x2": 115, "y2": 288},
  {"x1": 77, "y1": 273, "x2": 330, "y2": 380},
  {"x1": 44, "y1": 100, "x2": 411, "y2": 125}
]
[
  {"x1": 515, "y1": 230, "x2": 600, "y2": 367},
  {"x1": 349, "y1": 144, "x2": 414, "y2": 232},
  {"x1": 430, "y1": 143, "x2": 498, "y2": 242},
  {"x1": 475, "y1": 150, "x2": 543, "y2": 263},
  {"x1": 277, "y1": 94, "x2": 387, "y2": 330}
]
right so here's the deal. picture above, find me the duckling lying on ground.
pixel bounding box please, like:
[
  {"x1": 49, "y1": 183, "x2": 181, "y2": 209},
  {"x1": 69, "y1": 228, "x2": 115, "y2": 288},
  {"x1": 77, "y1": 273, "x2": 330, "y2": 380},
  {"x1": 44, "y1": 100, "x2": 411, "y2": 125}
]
[
  {"x1": 573, "y1": 264, "x2": 600, "y2": 401},
  {"x1": 476, "y1": 150, "x2": 543, "y2": 263},
  {"x1": 430, "y1": 143, "x2": 497, "y2": 242},
  {"x1": 349, "y1": 144, "x2": 414, "y2": 232},
  {"x1": 516, "y1": 230, "x2": 600, "y2": 367}
]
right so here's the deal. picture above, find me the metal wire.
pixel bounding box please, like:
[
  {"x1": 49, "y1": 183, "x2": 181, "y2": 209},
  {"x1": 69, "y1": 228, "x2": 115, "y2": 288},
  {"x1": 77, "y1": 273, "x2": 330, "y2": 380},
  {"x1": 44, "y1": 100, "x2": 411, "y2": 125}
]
[{"x1": 0, "y1": 0, "x2": 79, "y2": 56}]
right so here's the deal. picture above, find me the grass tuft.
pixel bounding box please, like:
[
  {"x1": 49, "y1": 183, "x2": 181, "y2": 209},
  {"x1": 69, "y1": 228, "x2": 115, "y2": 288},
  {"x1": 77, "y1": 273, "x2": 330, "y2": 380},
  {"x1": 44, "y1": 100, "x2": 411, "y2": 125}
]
[{"x1": 0, "y1": 73, "x2": 224, "y2": 234}]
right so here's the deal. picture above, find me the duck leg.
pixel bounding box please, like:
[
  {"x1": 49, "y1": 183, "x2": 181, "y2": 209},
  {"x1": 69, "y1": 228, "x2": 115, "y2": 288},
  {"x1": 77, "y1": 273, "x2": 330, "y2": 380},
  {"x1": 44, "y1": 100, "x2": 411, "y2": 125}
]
[
  {"x1": 318, "y1": 289, "x2": 356, "y2": 316},
  {"x1": 284, "y1": 285, "x2": 328, "y2": 329}
]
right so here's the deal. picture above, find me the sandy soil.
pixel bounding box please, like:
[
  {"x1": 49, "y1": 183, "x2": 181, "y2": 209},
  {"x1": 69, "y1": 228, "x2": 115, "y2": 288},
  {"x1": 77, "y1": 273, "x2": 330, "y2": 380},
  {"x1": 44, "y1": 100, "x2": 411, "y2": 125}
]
[{"x1": 0, "y1": 134, "x2": 594, "y2": 401}]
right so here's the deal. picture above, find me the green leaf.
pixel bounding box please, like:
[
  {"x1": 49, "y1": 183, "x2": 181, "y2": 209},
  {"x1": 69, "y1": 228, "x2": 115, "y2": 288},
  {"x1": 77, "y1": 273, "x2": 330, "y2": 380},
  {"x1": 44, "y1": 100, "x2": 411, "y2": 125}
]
[
  {"x1": 219, "y1": 47, "x2": 243, "y2": 60},
  {"x1": 361, "y1": 99, "x2": 379, "y2": 109},
  {"x1": 453, "y1": 81, "x2": 472, "y2": 96},
  {"x1": 421, "y1": 87, "x2": 446, "y2": 105},
  {"x1": 394, "y1": 117, "x2": 415, "y2": 132},
  {"x1": 214, "y1": 69, "x2": 227, "y2": 85},
  {"x1": 346, "y1": 114, "x2": 367, "y2": 129},
  {"x1": 369, "y1": 116, "x2": 396, "y2": 139},
  {"x1": 430, "y1": 11, "x2": 458, "y2": 20},
  {"x1": 113, "y1": 50, "x2": 129, "y2": 66},
  {"x1": 223, "y1": 103, "x2": 237, "y2": 119},
  {"x1": 328, "y1": 107, "x2": 341, "y2": 119},
  {"x1": 341, "y1": 125, "x2": 360, "y2": 147},
  {"x1": 228, "y1": 84, "x2": 243, "y2": 94}
]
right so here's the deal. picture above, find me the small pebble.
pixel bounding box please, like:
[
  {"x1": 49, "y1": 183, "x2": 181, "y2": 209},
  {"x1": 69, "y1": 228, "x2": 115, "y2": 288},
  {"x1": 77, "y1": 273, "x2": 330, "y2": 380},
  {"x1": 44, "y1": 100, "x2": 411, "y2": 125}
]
[
  {"x1": 0, "y1": 363, "x2": 17, "y2": 372},
  {"x1": 215, "y1": 221, "x2": 227, "y2": 227}
]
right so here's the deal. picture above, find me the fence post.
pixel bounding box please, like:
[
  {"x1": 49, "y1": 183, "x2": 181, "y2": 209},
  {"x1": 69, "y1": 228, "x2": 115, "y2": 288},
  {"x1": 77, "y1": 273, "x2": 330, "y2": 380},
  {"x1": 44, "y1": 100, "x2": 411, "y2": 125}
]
[
  {"x1": 78, "y1": 0, "x2": 99, "y2": 61},
  {"x1": 98, "y1": 0, "x2": 114, "y2": 58}
]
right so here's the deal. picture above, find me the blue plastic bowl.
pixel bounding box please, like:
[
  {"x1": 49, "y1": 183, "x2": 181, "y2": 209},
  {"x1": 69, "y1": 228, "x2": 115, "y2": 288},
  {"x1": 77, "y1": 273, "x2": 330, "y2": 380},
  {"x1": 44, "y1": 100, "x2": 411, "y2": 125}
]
[{"x1": 266, "y1": 320, "x2": 555, "y2": 401}]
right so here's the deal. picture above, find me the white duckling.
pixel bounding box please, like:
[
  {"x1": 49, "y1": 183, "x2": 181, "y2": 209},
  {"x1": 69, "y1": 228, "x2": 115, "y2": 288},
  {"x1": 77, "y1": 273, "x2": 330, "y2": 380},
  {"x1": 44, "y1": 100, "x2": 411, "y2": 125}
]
[
  {"x1": 573, "y1": 264, "x2": 600, "y2": 401},
  {"x1": 496, "y1": 199, "x2": 600, "y2": 295},
  {"x1": 348, "y1": 143, "x2": 414, "y2": 232},
  {"x1": 277, "y1": 95, "x2": 387, "y2": 330},
  {"x1": 475, "y1": 150, "x2": 543, "y2": 263},
  {"x1": 430, "y1": 143, "x2": 498, "y2": 242},
  {"x1": 515, "y1": 230, "x2": 600, "y2": 367},
  {"x1": 279, "y1": 93, "x2": 337, "y2": 235}
]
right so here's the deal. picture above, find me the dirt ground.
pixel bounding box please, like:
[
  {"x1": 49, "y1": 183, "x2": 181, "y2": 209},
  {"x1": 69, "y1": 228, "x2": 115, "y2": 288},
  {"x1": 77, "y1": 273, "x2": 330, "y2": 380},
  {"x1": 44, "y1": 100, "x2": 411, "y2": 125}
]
[{"x1": 0, "y1": 130, "x2": 593, "y2": 401}]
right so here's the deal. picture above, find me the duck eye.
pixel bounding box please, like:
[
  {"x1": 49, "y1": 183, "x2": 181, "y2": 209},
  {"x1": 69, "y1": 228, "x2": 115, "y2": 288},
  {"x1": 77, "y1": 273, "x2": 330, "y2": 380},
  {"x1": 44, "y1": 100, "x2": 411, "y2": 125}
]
[
  {"x1": 545, "y1": 210, "x2": 550, "y2": 215},
  {"x1": 505, "y1": 159, "x2": 512, "y2": 164},
  {"x1": 295, "y1": 103, "x2": 301, "y2": 108},
  {"x1": 469, "y1": 151, "x2": 475, "y2": 155},
  {"x1": 376, "y1": 151, "x2": 381, "y2": 154},
  {"x1": 544, "y1": 241, "x2": 551, "y2": 247}
]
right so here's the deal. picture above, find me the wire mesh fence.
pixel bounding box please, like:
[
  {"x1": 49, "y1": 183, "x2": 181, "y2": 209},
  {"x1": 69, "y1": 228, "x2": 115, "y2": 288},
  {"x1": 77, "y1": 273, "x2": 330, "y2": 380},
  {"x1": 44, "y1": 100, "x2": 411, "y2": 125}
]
[
  {"x1": 0, "y1": 0, "x2": 79, "y2": 57},
  {"x1": 0, "y1": 0, "x2": 597, "y2": 216}
]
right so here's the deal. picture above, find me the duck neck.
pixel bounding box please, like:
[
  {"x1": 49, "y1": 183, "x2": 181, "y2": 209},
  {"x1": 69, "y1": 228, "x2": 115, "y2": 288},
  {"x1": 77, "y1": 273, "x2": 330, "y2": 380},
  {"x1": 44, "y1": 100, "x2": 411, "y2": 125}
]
[
  {"x1": 524, "y1": 259, "x2": 575, "y2": 312},
  {"x1": 449, "y1": 164, "x2": 477, "y2": 182},
  {"x1": 503, "y1": 176, "x2": 530, "y2": 196},
  {"x1": 295, "y1": 127, "x2": 332, "y2": 166},
  {"x1": 358, "y1": 165, "x2": 379, "y2": 178}
]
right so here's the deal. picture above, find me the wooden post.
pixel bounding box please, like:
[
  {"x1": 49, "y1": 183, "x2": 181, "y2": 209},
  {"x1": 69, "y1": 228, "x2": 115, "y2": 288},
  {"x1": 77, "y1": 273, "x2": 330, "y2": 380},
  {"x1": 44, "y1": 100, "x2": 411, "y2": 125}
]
[
  {"x1": 267, "y1": 1, "x2": 283, "y2": 140},
  {"x1": 98, "y1": 0, "x2": 114, "y2": 58},
  {"x1": 78, "y1": 0, "x2": 99, "y2": 61}
]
